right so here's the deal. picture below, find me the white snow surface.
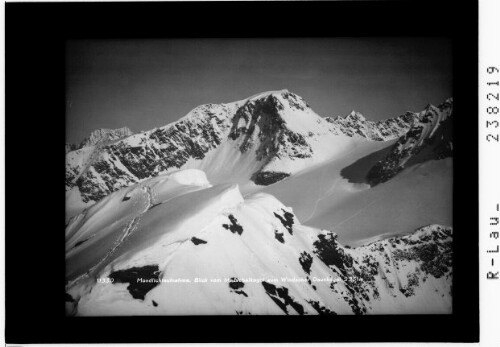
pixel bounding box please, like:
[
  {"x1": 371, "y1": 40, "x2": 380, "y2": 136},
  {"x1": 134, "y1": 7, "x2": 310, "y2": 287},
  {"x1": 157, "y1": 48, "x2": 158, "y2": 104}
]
[{"x1": 66, "y1": 169, "x2": 452, "y2": 316}]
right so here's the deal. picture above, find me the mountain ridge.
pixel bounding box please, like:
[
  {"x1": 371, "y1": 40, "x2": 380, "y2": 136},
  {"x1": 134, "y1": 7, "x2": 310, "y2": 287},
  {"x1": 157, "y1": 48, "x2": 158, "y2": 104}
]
[
  {"x1": 366, "y1": 98, "x2": 453, "y2": 185},
  {"x1": 66, "y1": 91, "x2": 452, "y2": 216}
]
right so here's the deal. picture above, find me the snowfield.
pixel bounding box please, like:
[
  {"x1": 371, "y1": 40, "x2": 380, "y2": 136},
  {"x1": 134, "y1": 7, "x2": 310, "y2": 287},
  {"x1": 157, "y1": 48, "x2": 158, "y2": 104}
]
[
  {"x1": 65, "y1": 91, "x2": 453, "y2": 315},
  {"x1": 66, "y1": 169, "x2": 452, "y2": 316}
]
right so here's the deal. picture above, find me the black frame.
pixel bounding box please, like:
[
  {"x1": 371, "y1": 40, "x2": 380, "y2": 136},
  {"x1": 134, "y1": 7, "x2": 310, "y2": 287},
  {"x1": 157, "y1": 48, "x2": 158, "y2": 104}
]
[{"x1": 5, "y1": 1, "x2": 479, "y2": 343}]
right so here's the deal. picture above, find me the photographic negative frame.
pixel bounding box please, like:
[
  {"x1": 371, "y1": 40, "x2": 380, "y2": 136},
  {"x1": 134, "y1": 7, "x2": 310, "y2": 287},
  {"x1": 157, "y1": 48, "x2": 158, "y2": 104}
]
[{"x1": 5, "y1": 0, "x2": 478, "y2": 343}]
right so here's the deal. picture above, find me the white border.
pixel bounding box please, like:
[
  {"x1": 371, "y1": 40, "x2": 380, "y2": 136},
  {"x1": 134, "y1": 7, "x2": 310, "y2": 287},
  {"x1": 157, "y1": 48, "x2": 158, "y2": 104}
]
[
  {"x1": 480, "y1": 0, "x2": 500, "y2": 346},
  {"x1": 2, "y1": 0, "x2": 499, "y2": 346}
]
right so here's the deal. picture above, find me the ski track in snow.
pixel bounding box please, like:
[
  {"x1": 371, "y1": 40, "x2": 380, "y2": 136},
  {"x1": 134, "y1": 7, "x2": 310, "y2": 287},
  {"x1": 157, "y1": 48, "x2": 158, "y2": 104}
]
[
  {"x1": 302, "y1": 145, "x2": 361, "y2": 223},
  {"x1": 66, "y1": 183, "x2": 155, "y2": 289},
  {"x1": 303, "y1": 162, "x2": 329, "y2": 222},
  {"x1": 303, "y1": 176, "x2": 342, "y2": 224},
  {"x1": 331, "y1": 198, "x2": 379, "y2": 230}
]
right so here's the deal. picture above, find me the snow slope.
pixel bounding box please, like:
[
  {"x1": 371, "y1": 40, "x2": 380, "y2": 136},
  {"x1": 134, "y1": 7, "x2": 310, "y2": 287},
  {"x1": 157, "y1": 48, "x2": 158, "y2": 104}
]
[
  {"x1": 66, "y1": 169, "x2": 212, "y2": 284},
  {"x1": 66, "y1": 170, "x2": 452, "y2": 316},
  {"x1": 307, "y1": 158, "x2": 452, "y2": 247},
  {"x1": 255, "y1": 98, "x2": 453, "y2": 246},
  {"x1": 254, "y1": 147, "x2": 452, "y2": 247}
]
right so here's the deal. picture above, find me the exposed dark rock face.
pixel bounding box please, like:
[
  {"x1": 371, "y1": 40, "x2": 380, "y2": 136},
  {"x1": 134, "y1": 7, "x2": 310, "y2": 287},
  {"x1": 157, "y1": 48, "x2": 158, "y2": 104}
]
[
  {"x1": 312, "y1": 233, "x2": 369, "y2": 314},
  {"x1": 261, "y1": 281, "x2": 304, "y2": 315},
  {"x1": 274, "y1": 230, "x2": 285, "y2": 243},
  {"x1": 340, "y1": 144, "x2": 395, "y2": 185},
  {"x1": 108, "y1": 265, "x2": 161, "y2": 300},
  {"x1": 66, "y1": 105, "x2": 229, "y2": 203},
  {"x1": 273, "y1": 209, "x2": 295, "y2": 235},
  {"x1": 251, "y1": 171, "x2": 290, "y2": 186},
  {"x1": 222, "y1": 215, "x2": 244, "y2": 235},
  {"x1": 65, "y1": 166, "x2": 80, "y2": 189},
  {"x1": 366, "y1": 99, "x2": 453, "y2": 186},
  {"x1": 228, "y1": 278, "x2": 244, "y2": 290},
  {"x1": 282, "y1": 91, "x2": 309, "y2": 111},
  {"x1": 366, "y1": 150, "x2": 406, "y2": 186},
  {"x1": 307, "y1": 300, "x2": 337, "y2": 315},
  {"x1": 279, "y1": 129, "x2": 313, "y2": 159},
  {"x1": 390, "y1": 226, "x2": 453, "y2": 279},
  {"x1": 399, "y1": 272, "x2": 420, "y2": 297},
  {"x1": 326, "y1": 111, "x2": 418, "y2": 141},
  {"x1": 313, "y1": 232, "x2": 352, "y2": 275},
  {"x1": 310, "y1": 224, "x2": 452, "y2": 315},
  {"x1": 229, "y1": 94, "x2": 286, "y2": 159},
  {"x1": 228, "y1": 277, "x2": 248, "y2": 297},
  {"x1": 230, "y1": 93, "x2": 312, "y2": 185},
  {"x1": 299, "y1": 251, "x2": 313, "y2": 275},
  {"x1": 191, "y1": 237, "x2": 208, "y2": 245}
]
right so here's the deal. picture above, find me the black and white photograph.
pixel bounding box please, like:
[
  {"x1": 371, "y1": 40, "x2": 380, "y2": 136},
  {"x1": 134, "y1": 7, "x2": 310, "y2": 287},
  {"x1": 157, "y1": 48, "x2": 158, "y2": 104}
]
[
  {"x1": 65, "y1": 38, "x2": 454, "y2": 316},
  {"x1": 5, "y1": 0, "x2": 483, "y2": 344}
]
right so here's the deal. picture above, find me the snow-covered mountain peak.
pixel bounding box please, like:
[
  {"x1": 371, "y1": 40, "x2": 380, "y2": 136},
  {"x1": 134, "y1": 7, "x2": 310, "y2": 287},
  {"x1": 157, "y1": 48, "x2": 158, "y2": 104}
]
[{"x1": 239, "y1": 90, "x2": 314, "y2": 119}]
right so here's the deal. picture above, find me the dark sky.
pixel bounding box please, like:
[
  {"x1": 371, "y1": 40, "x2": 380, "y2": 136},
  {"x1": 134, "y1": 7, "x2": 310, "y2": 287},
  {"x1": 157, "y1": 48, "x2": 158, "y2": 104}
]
[{"x1": 66, "y1": 38, "x2": 452, "y2": 144}]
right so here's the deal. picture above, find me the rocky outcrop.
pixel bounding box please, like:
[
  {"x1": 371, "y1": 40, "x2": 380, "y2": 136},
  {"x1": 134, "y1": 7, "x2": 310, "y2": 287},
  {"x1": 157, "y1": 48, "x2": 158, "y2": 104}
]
[
  {"x1": 326, "y1": 111, "x2": 418, "y2": 141},
  {"x1": 366, "y1": 99, "x2": 453, "y2": 186}
]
